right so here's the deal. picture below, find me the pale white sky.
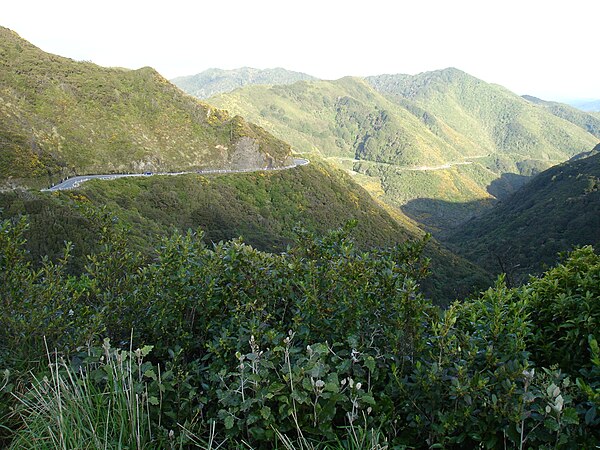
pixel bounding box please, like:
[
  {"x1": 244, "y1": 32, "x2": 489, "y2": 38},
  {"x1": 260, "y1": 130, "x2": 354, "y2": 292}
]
[{"x1": 2, "y1": 0, "x2": 599, "y2": 100}]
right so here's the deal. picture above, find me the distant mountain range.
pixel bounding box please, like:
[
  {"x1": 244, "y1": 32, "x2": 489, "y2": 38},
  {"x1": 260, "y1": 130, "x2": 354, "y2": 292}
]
[
  {"x1": 0, "y1": 27, "x2": 291, "y2": 188},
  {"x1": 567, "y1": 99, "x2": 600, "y2": 112},
  {"x1": 202, "y1": 67, "x2": 598, "y2": 233},
  {"x1": 448, "y1": 146, "x2": 600, "y2": 282},
  {"x1": 171, "y1": 67, "x2": 315, "y2": 99}
]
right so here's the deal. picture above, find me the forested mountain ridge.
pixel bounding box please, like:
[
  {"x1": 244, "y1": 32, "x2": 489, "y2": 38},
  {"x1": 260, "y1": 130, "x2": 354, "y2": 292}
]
[
  {"x1": 366, "y1": 68, "x2": 597, "y2": 173},
  {"x1": 522, "y1": 95, "x2": 600, "y2": 140},
  {"x1": 448, "y1": 147, "x2": 600, "y2": 281},
  {"x1": 0, "y1": 27, "x2": 291, "y2": 189},
  {"x1": 171, "y1": 67, "x2": 316, "y2": 99},
  {"x1": 207, "y1": 69, "x2": 598, "y2": 233}
]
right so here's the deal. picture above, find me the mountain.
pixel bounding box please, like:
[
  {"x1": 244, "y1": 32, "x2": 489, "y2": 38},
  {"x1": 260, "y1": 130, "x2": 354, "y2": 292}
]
[
  {"x1": 366, "y1": 68, "x2": 597, "y2": 172},
  {"x1": 0, "y1": 159, "x2": 490, "y2": 304},
  {"x1": 0, "y1": 27, "x2": 291, "y2": 189},
  {"x1": 171, "y1": 67, "x2": 316, "y2": 99},
  {"x1": 567, "y1": 99, "x2": 600, "y2": 112},
  {"x1": 447, "y1": 146, "x2": 600, "y2": 282},
  {"x1": 522, "y1": 95, "x2": 600, "y2": 139},
  {"x1": 206, "y1": 68, "x2": 598, "y2": 233}
]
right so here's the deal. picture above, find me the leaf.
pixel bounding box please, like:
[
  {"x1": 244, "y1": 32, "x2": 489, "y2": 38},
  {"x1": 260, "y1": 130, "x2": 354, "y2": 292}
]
[
  {"x1": 563, "y1": 407, "x2": 579, "y2": 425},
  {"x1": 224, "y1": 415, "x2": 234, "y2": 430},
  {"x1": 544, "y1": 418, "x2": 560, "y2": 432},
  {"x1": 148, "y1": 396, "x2": 159, "y2": 406},
  {"x1": 364, "y1": 355, "x2": 376, "y2": 372},
  {"x1": 585, "y1": 405, "x2": 597, "y2": 425},
  {"x1": 361, "y1": 394, "x2": 376, "y2": 406},
  {"x1": 547, "y1": 383, "x2": 559, "y2": 398},
  {"x1": 260, "y1": 406, "x2": 271, "y2": 420},
  {"x1": 139, "y1": 345, "x2": 153, "y2": 357}
]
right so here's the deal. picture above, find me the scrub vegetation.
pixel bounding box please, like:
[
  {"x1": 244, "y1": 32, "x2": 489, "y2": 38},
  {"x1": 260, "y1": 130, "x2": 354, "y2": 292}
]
[
  {"x1": 0, "y1": 27, "x2": 291, "y2": 188},
  {"x1": 1, "y1": 215, "x2": 599, "y2": 449}
]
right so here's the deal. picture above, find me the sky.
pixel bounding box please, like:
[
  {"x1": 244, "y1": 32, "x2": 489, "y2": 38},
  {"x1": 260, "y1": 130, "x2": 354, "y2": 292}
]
[{"x1": 2, "y1": 0, "x2": 599, "y2": 101}]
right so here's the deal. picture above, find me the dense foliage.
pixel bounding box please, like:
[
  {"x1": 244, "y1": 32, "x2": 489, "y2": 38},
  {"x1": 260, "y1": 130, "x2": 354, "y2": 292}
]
[
  {"x1": 1, "y1": 215, "x2": 598, "y2": 448},
  {"x1": 522, "y1": 95, "x2": 600, "y2": 139},
  {"x1": 0, "y1": 27, "x2": 291, "y2": 187},
  {"x1": 448, "y1": 151, "x2": 600, "y2": 282}
]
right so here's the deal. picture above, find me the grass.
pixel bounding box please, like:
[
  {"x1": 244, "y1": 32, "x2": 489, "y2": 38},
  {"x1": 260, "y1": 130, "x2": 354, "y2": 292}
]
[{"x1": 9, "y1": 338, "x2": 154, "y2": 450}]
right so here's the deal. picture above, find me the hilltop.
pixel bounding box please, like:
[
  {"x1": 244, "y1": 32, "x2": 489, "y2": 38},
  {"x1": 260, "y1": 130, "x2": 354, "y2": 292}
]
[
  {"x1": 205, "y1": 68, "x2": 598, "y2": 233},
  {"x1": 171, "y1": 67, "x2": 315, "y2": 99},
  {"x1": 447, "y1": 147, "x2": 600, "y2": 281},
  {"x1": 0, "y1": 27, "x2": 291, "y2": 188}
]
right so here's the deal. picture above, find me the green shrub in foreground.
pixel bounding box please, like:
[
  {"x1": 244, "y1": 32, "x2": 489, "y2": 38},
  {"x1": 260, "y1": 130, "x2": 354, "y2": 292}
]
[{"x1": 1, "y1": 215, "x2": 600, "y2": 448}]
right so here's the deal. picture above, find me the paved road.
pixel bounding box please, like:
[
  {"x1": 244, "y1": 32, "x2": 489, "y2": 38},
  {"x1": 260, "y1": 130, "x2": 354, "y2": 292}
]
[{"x1": 43, "y1": 158, "x2": 309, "y2": 191}]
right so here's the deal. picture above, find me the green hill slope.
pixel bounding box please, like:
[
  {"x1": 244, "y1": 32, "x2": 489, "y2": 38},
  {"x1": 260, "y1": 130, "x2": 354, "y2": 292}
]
[
  {"x1": 0, "y1": 160, "x2": 490, "y2": 304},
  {"x1": 447, "y1": 146, "x2": 600, "y2": 281},
  {"x1": 367, "y1": 68, "x2": 598, "y2": 175},
  {"x1": 171, "y1": 67, "x2": 316, "y2": 99},
  {"x1": 0, "y1": 27, "x2": 291, "y2": 188},
  {"x1": 206, "y1": 69, "x2": 598, "y2": 233},
  {"x1": 522, "y1": 95, "x2": 600, "y2": 139}
]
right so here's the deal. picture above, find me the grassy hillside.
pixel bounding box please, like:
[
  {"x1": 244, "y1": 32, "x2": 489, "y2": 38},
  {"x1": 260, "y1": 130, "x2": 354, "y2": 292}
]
[
  {"x1": 171, "y1": 67, "x2": 316, "y2": 99},
  {"x1": 207, "y1": 70, "x2": 598, "y2": 233},
  {"x1": 447, "y1": 148, "x2": 600, "y2": 282},
  {"x1": 0, "y1": 160, "x2": 490, "y2": 304},
  {"x1": 0, "y1": 27, "x2": 291, "y2": 188}
]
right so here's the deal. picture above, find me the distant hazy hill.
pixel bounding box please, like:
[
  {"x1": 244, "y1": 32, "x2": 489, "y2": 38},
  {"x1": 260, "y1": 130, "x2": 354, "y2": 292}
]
[
  {"x1": 0, "y1": 159, "x2": 490, "y2": 304},
  {"x1": 208, "y1": 68, "x2": 598, "y2": 232},
  {"x1": 567, "y1": 99, "x2": 600, "y2": 112},
  {"x1": 522, "y1": 95, "x2": 600, "y2": 139},
  {"x1": 447, "y1": 146, "x2": 600, "y2": 281},
  {"x1": 171, "y1": 67, "x2": 316, "y2": 99},
  {"x1": 0, "y1": 27, "x2": 291, "y2": 188}
]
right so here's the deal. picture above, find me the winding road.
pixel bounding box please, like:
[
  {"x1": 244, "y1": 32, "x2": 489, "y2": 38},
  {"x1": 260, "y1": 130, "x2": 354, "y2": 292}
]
[{"x1": 43, "y1": 158, "x2": 309, "y2": 191}]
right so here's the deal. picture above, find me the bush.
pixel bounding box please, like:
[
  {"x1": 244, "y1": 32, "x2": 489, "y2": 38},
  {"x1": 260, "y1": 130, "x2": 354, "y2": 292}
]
[{"x1": 2, "y1": 216, "x2": 600, "y2": 448}]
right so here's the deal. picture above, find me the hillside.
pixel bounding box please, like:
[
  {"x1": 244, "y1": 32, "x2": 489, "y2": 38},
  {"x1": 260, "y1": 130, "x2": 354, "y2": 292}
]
[
  {"x1": 447, "y1": 147, "x2": 600, "y2": 281},
  {"x1": 0, "y1": 27, "x2": 291, "y2": 188},
  {"x1": 366, "y1": 68, "x2": 597, "y2": 175},
  {"x1": 0, "y1": 160, "x2": 490, "y2": 304},
  {"x1": 207, "y1": 69, "x2": 598, "y2": 233},
  {"x1": 522, "y1": 95, "x2": 600, "y2": 139},
  {"x1": 171, "y1": 67, "x2": 315, "y2": 99}
]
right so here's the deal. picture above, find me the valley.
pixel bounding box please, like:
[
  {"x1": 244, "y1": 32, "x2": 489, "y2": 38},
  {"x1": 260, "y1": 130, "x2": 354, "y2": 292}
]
[{"x1": 206, "y1": 71, "x2": 598, "y2": 236}]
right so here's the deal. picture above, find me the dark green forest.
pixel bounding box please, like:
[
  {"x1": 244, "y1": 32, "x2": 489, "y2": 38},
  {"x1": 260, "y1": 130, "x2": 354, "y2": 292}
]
[{"x1": 448, "y1": 150, "x2": 600, "y2": 283}]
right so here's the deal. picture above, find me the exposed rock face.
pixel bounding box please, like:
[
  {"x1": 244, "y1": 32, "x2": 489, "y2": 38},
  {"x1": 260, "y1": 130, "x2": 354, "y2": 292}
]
[{"x1": 228, "y1": 137, "x2": 271, "y2": 170}]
